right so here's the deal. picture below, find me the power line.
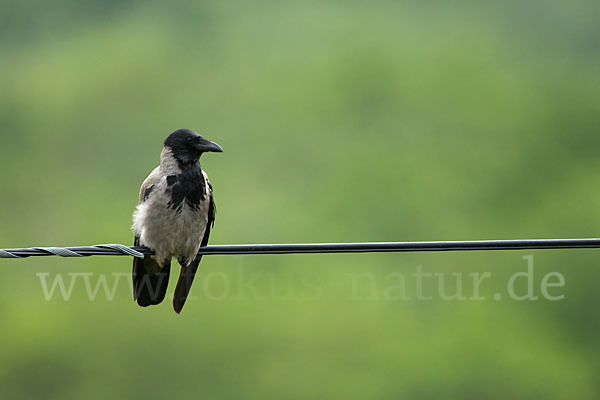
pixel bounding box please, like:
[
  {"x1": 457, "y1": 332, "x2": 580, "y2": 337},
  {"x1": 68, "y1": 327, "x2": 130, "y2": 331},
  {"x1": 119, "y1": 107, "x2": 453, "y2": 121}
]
[{"x1": 2, "y1": 238, "x2": 600, "y2": 259}]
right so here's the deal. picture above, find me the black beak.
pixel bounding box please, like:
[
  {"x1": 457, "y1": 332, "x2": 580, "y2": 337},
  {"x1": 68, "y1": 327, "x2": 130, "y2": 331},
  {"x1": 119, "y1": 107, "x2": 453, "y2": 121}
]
[{"x1": 196, "y1": 139, "x2": 223, "y2": 153}]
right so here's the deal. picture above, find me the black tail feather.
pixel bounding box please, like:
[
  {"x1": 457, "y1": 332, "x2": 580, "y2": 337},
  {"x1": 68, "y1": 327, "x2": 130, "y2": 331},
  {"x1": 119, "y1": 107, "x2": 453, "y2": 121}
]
[{"x1": 172, "y1": 256, "x2": 202, "y2": 314}]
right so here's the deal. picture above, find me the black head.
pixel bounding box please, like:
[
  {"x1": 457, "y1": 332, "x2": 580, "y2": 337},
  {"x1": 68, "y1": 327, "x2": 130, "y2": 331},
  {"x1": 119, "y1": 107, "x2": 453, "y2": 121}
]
[{"x1": 164, "y1": 129, "x2": 223, "y2": 165}]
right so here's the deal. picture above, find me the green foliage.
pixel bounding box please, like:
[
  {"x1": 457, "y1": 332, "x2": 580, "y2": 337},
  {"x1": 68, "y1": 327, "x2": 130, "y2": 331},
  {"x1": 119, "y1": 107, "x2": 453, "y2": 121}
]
[{"x1": 1, "y1": 1, "x2": 599, "y2": 398}]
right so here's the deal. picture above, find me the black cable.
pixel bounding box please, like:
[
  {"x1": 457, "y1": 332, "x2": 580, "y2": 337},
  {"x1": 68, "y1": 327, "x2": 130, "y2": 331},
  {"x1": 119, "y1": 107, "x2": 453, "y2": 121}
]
[{"x1": 2, "y1": 238, "x2": 600, "y2": 258}]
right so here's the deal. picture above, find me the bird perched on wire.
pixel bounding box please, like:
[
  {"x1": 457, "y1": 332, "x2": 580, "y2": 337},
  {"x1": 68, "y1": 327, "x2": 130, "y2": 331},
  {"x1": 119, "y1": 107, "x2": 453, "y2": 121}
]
[{"x1": 132, "y1": 129, "x2": 223, "y2": 313}]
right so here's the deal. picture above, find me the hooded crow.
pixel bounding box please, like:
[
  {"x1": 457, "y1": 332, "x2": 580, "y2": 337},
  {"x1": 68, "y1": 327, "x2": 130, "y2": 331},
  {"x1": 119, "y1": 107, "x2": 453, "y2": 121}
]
[{"x1": 132, "y1": 129, "x2": 223, "y2": 313}]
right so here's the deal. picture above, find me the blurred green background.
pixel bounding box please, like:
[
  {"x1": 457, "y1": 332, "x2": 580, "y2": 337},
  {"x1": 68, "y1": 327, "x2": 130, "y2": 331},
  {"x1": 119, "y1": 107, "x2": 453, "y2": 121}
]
[{"x1": 1, "y1": 0, "x2": 600, "y2": 398}]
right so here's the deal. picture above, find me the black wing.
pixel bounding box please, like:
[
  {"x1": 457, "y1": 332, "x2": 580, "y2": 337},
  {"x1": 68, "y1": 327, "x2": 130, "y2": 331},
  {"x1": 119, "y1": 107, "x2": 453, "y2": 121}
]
[
  {"x1": 132, "y1": 235, "x2": 171, "y2": 307},
  {"x1": 172, "y1": 182, "x2": 216, "y2": 314},
  {"x1": 132, "y1": 182, "x2": 171, "y2": 307}
]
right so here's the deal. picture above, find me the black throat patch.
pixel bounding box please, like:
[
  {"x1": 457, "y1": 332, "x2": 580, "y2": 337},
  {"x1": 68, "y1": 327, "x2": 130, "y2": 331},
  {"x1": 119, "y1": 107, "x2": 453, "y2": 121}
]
[{"x1": 166, "y1": 163, "x2": 205, "y2": 212}]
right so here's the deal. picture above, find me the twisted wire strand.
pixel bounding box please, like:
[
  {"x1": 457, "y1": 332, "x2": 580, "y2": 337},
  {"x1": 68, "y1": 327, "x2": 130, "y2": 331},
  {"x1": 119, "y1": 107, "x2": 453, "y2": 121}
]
[
  {"x1": 97, "y1": 244, "x2": 145, "y2": 258},
  {"x1": 1, "y1": 238, "x2": 600, "y2": 259},
  {"x1": 0, "y1": 250, "x2": 20, "y2": 258},
  {"x1": 0, "y1": 244, "x2": 145, "y2": 259},
  {"x1": 34, "y1": 247, "x2": 84, "y2": 257}
]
